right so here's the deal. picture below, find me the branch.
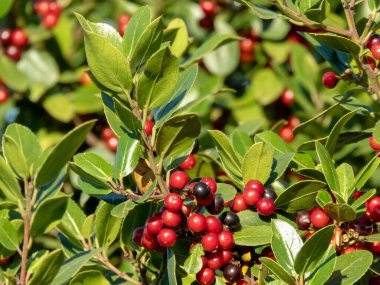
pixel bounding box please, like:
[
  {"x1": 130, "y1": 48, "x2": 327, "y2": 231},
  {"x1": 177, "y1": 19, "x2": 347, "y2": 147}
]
[{"x1": 341, "y1": 0, "x2": 359, "y2": 41}]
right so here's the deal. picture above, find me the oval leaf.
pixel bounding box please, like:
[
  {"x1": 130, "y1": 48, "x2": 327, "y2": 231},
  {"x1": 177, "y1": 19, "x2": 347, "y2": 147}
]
[{"x1": 242, "y1": 142, "x2": 273, "y2": 184}]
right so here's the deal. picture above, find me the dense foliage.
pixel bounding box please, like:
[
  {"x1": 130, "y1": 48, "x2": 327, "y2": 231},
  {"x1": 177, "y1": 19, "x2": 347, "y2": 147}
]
[{"x1": 2, "y1": 0, "x2": 380, "y2": 284}]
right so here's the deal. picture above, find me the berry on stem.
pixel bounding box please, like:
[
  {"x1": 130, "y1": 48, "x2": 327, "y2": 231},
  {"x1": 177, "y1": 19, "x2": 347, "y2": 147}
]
[
  {"x1": 218, "y1": 230, "x2": 234, "y2": 250},
  {"x1": 11, "y1": 28, "x2": 28, "y2": 48},
  {"x1": 280, "y1": 89, "x2": 295, "y2": 107},
  {"x1": 146, "y1": 216, "x2": 163, "y2": 234},
  {"x1": 201, "y1": 177, "x2": 217, "y2": 194},
  {"x1": 230, "y1": 194, "x2": 248, "y2": 212},
  {"x1": 157, "y1": 228, "x2": 177, "y2": 247},
  {"x1": 205, "y1": 216, "x2": 222, "y2": 233},
  {"x1": 196, "y1": 267, "x2": 215, "y2": 285},
  {"x1": 279, "y1": 126, "x2": 294, "y2": 143},
  {"x1": 164, "y1": 193, "x2": 183, "y2": 212},
  {"x1": 256, "y1": 198, "x2": 275, "y2": 216},
  {"x1": 201, "y1": 232, "x2": 219, "y2": 252},
  {"x1": 162, "y1": 210, "x2": 182, "y2": 228},
  {"x1": 322, "y1": 72, "x2": 339, "y2": 89},
  {"x1": 169, "y1": 171, "x2": 188, "y2": 190},
  {"x1": 310, "y1": 208, "x2": 330, "y2": 228},
  {"x1": 200, "y1": 0, "x2": 218, "y2": 16},
  {"x1": 371, "y1": 43, "x2": 380, "y2": 60},
  {"x1": 187, "y1": 213, "x2": 207, "y2": 233},
  {"x1": 180, "y1": 154, "x2": 196, "y2": 170},
  {"x1": 145, "y1": 120, "x2": 154, "y2": 136}
]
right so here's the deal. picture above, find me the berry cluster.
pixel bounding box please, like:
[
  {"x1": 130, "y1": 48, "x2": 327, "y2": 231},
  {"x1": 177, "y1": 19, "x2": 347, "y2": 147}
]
[
  {"x1": 230, "y1": 180, "x2": 276, "y2": 215},
  {"x1": 100, "y1": 120, "x2": 154, "y2": 152},
  {"x1": 118, "y1": 14, "x2": 131, "y2": 36},
  {"x1": 0, "y1": 28, "x2": 28, "y2": 61},
  {"x1": 34, "y1": 0, "x2": 62, "y2": 29},
  {"x1": 199, "y1": 0, "x2": 218, "y2": 30}
]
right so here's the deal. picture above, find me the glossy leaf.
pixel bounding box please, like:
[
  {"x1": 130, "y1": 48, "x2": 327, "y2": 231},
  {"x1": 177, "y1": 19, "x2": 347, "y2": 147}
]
[
  {"x1": 137, "y1": 46, "x2": 179, "y2": 110},
  {"x1": 114, "y1": 99, "x2": 141, "y2": 134},
  {"x1": 231, "y1": 130, "x2": 253, "y2": 158},
  {"x1": 165, "y1": 18, "x2": 189, "y2": 57},
  {"x1": 35, "y1": 120, "x2": 96, "y2": 187},
  {"x1": 271, "y1": 219, "x2": 303, "y2": 275},
  {"x1": 259, "y1": 257, "x2": 295, "y2": 285},
  {"x1": 306, "y1": 245, "x2": 336, "y2": 285},
  {"x1": 101, "y1": 92, "x2": 124, "y2": 137},
  {"x1": 114, "y1": 134, "x2": 140, "y2": 179},
  {"x1": 183, "y1": 243, "x2": 204, "y2": 274},
  {"x1": 167, "y1": 248, "x2": 178, "y2": 285},
  {"x1": 70, "y1": 270, "x2": 110, "y2": 285},
  {"x1": 351, "y1": 189, "x2": 376, "y2": 210},
  {"x1": 310, "y1": 33, "x2": 360, "y2": 54},
  {"x1": 324, "y1": 203, "x2": 356, "y2": 223},
  {"x1": 326, "y1": 251, "x2": 373, "y2": 285},
  {"x1": 268, "y1": 152, "x2": 294, "y2": 183},
  {"x1": 216, "y1": 183, "x2": 237, "y2": 202},
  {"x1": 29, "y1": 250, "x2": 64, "y2": 285},
  {"x1": 95, "y1": 203, "x2": 122, "y2": 247},
  {"x1": 73, "y1": 153, "x2": 113, "y2": 182},
  {"x1": 30, "y1": 196, "x2": 69, "y2": 236},
  {"x1": 353, "y1": 155, "x2": 380, "y2": 192},
  {"x1": 316, "y1": 190, "x2": 333, "y2": 208},
  {"x1": 336, "y1": 163, "x2": 355, "y2": 203},
  {"x1": 275, "y1": 180, "x2": 326, "y2": 213},
  {"x1": 0, "y1": 217, "x2": 19, "y2": 251},
  {"x1": 242, "y1": 142, "x2": 273, "y2": 184},
  {"x1": 234, "y1": 225, "x2": 272, "y2": 246},
  {"x1": 2, "y1": 135, "x2": 29, "y2": 179},
  {"x1": 294, "y1": 225, "x2": 334, "y2": 274}
]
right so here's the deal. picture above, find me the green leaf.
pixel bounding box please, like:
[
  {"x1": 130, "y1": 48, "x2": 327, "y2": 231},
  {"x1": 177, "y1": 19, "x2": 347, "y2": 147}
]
[
  {"x1": 336, "y1": 163, "x2": 355, "y2": 203},
  {"x1": 0, "y1": 217, "x2": 19, "y2": 251},
  {"x1": 18, "y1": 49, "x2": 60, "y2": 101},
  {"x1": 130, "y1": 17, "x2": 163, "y2": 73},
  {"x1": 114, "y1": 134, "x2": 141, "y2": 179},
  {"x1": 249, "y1": 68, "x2": 285, "y2": 106},
  {"x1": 216, "y1": 183, "x2": 237, "y2": 202},
  {"x1": 325, "y1": 110, "x2": 358, "y2": 155},
  {"x1": 95, "y1": 203, "x2": 122, "y2": 247},
  {"x1": 52, "y1": 250, "x2": 101, "y2": 285},
  {"x1": 30, "y1": 196, "x2": 69, "y2": 236},
  {"x1": 324, "y1": 203, "x2": 356, "y2": 223},
  {"x1": 354, "y1": 156, "x2": 380, "y2": 191},
  {"x1": 208, "y1": 130, "x2": 242, "y2": 178},
  {"x1": 35, "y1": 120, "x2": 96, "y2": 187},
  {"x1": 156, "y1": 113, "x2": 201, "y2": 159},
  {"x1": 76, "y1": 14, "x2": 132, "y2": 93},
  {"x1": 310, "y1": 33, "x2": 360, "y2": 54},
  {"x1": 137, "y1": 46, "x2": 179, "y2": 110},
  {"x1": 123, "y1": 6, "x2": 151, "y2": 57},
  {"x1": 234, "y1": 225, "x2": 272, "y2": 246},
  {"x1": 70, "y1": 270, "x2": 110, "y2": 285},
  {"x1": 167, "y1": 248, "x2": 178, "y2": 285},
  {"x1": 315, "y1": 142, "x2": 342, "y2": 202},
  {"x1": 316, "y1": 190, "x2": 333, "y2": 208},
  {"x1": 114, "y1": 99, "x2": 141, "y2": 134},
  {"x1": 82, "y1": 214, "x2": 95, "y2": 240},
  {"x1": 242, "y1": 142, "x2": 273, "y2": 184},
  {"x1": 231, "y1": 130, "x2": 253, "y2": 158},
  {"x1": 101, "y1": 93, "x2": 124, "y2": 137},
  {"x1": 351, "y1": 189, "x2": 376, "y2": 210},
  {"x1": 268, "y1": 152, "x2": 294, "y2": 183},
  {"x1": 271, "y1": 219, "x2": 303, "y2": 275},
  {"x1": 0, "y1": 54, "x2": 28, "y2": 92},
  {"x1": 275, "y1": 180, "x2": 326, "y2": 212},
  {"x1": 306, "y1": 245, "x2": 336, "y2": 285},
  {"x1": 155, "y1": 64, "x2": 198, "y2": 127},
  {"x1": 233, "y1": 1, "x2": 282, "y2": 19},
  {"x1": 182, "y1": 34, "x2": 241, "y2": 67},
  {"x1": 2, "y1": 135, "x2": 29, "y2": 179},
  {"x1": 291, "y1": 44, "x2": 318, "y2": 93},
  {"x1": 294, "y1": 225, "x2": 334, "y2": 274},
  {"x1": 0, "y1": 156, "x2": 23, "y2": 202},
  {"x1": 43, "y1": 93, "x2": 76, "y2": 123},
  {"x1": 0, "y1": 0, "x2": 13, "y2": 18},
  {"x1": 373, "y1": 120, "x2": 380, "y2": 144},
  {"x1": 259, "y1": 257, "x2": 295, "y2": 285},
  {"x1": 183, "y1": 243, "x2": 204, "y2": 274},
  {"x1": 73, "y1": 153, "x2": 113, "y2": 182},
  {"x1": 361, "y1": 233, "x2": 380, "y2": 242},
  {"x1": 326, "y1": 251, "x2": 373, "y2": 285},
  {"x1": 74, "y1": 172, "x2": 111, "y2": 195},
  {"x1": 164, "y1": 18, "x2": 189, "y2": 57},
  {"x1": 304, "y1": 0, "x2": 330, "y2": 22},
  {"x1": 29, "y1": 250, "x2": 64, "y2": 285}
]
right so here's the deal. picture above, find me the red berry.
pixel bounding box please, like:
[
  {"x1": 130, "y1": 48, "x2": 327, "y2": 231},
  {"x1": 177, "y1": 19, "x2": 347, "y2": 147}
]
[
  {"x1": 239, "y1": 38, "x2": 254, "y2": 54},
  {"x1": 0, "y1": 257, "x2": 10, "y2": 264},
  {"x1": 162, "y1": 210, "x2": 182, "y2": 228},
  {"x1": 34, "y1": 0, "x2": 50, "y2": 16},
  {"x1": 43, "y1": 13, "x2": 59, "y2": 29},
  {"x1": 179, "y1": 154, "x2": 196, "y2": 170},
  {"x1": 366, "y1": 196, "x2": 380, "y2": 221},
  {"x1": 240, "y1": 52, "x2": 254, "y2": 64},
  {"x1": 287, "y1": 116, "x2": 300, "y2": 128},
  {"x1": 243, "y1": 187, "x2": 262, "y2": 206},
  {"x1": 181, "y1": 204, "x2": 192, "y2": 217},
  {"x1": 262, "y1": 247, "x2": 275, "y2": 260},
  {"x1": 0, "y1": 29, "x2": 12, "y2": 46},
  {"x1": 4, "y1": 45, "x2": 21, "y2": 61},
  {"x1": 231, "y1": 194, "x2": 248, "y2": 212},
  {"x1": 367, "y1": 241, "x2": 380, "y2": 254},
  {"x1": 205, "y1": 216, "x2": 222, "y2": 233},
  {"x1": 200, "y1": 0, "x2": 218, "y2": 16},
  {"x1": 322, "y1": 72, "x2": 339, "y2": 89},
  {"x1": 146, "y1": 216, "x2": 163, "y2": 234},
  {"x1": 245, "y1": 180, "x2": 264, "y2": 193},
  {"x1": 80, "y1": 72, "x2": 92, "y2": 85},
  {"x1": 101, "y1": 126, "x2": 115, "y2": 141},
  {"x1": 141, "y1": 236, "x2": 158, "y2": 250},
  {"x1": 279, "y1": 126, "x2": 294, "y2": 143},
  {"x1": 366, "y1": 34, "x2": 380, "y2": 49},
  {"x1": 221, "y1": 249, "x2": 233, "y2": 264},
  {"x1": 199, "y1": 16, "x2": 214, "y2": 30},
  {"x1": 187, "y1": 213, "x2": 207, "y2": 233},
  {"x1": 48, "y1": 2, "x2": 62, "y2": 16},
  {"x1": 369, "y1": 135, "x2": 380, "y2": 151},
  {"x1": 143, "y1": 227, "x2": 155, "y2": 242},
  {"x1": 310, "y1": 208, "x2": 330, "y2": 228},
  {"x1": 218, "y1": 230, "x2": 234, "y2": 250},
  {"x1": 164, "y1": 193, "x2": 183, "y2": 212},
  {"x1": 201, "y1": 232, "x2": 219, "y2": 252},
  {"x1": 372, "y1": 43, "x2": 380, "y2": 60},
  {"x1": 353, "y1": 191, "x2": 365, "y2": 200},
  {"x1": 237, "y1": 280, "x2": 249, "y2": 285},
  {"x1": 157, "y1": 228, "x2": 177, "y2": 247},
  {"x1": 196, "y1": 267, "x2": 215, "y2": 285},
  {"x1": 118, "y1": 14, "x2": 131, "y2": 36},
  {"x1": 169, "y1": 171, "x2": 188, "y2": 190},
  {"x1": 132, "y1": 227, "x2": 144, "y2": 246},
  {"x1": 105, "y1": 136, "x2": 118, "y2": 153},
  {"x1": 364, "y1": 56, "x2": 376, "y2": 70},
  {"x1": 206, "y1": 251, "x2": 223, "y2": 270},
  {"x1": 145, "y1": 120, "x2": 154, "y2": 136},
  {"x1": 0, "y1": 87, "x2": 9, "y2": 104},
  {"x1": 201, "y1": 177, "x2": 217, "y2": 194},
  {"x1": 257, "y1": 198, "x2": 275, "y2": 216},
  {"x1": 280, "y1": 89, "x2": 295, "y2": 107},
  {"x1": 11, "y1": 28, "x2": 28, "y2": 48}
]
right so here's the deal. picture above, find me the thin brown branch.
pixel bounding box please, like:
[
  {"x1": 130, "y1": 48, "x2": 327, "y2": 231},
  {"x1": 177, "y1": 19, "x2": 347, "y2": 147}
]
[{"x1": 341, "y1": 0, "x2": 359, "y2": 41}]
